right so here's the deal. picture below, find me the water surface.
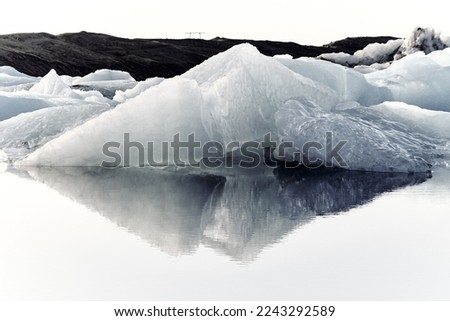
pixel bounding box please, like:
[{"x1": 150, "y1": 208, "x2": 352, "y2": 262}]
[{"x1": 0, "y1": 164, "x2": 449, "y2": 300}]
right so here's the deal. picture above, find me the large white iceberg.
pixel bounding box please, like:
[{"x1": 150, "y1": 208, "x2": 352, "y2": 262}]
[
  {"x1": 21, "y1": 44, "x2": 342, "y2": 167},
  {"x1": 0, "y1": 42, "x2": 446, "y2": 173}
]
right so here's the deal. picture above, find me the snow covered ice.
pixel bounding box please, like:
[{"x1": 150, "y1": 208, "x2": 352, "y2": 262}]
[
  {"x1": 0, "y1": 69, "x2": 113, "y2": 159},
  {"x1": 1, "y1": 29, "x2": 450, "y2": 172}
]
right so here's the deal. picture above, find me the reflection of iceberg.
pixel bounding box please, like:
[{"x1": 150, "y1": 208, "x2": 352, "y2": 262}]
[
  {"x1": 274, "y1": 167, "x2": 430, "y2": 215},
  {"x1": 26, "y1": 167, "x2": 224, "y2": 255},
  {"x1": 22, "y1": 166, "x2": 429, "y2": 261}
]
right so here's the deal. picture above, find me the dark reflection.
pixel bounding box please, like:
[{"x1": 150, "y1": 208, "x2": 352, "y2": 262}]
[
  {"x1": 22, "y1": 166, "x2": 430, "y2": 262},
  {"x1": 275, "y1": 167, "x2": 431, "y2": 217}
]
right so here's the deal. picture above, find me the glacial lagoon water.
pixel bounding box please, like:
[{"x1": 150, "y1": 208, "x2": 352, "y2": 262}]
[{"x1": 0, "y1": 164, "x2": 449, "y2": 300}]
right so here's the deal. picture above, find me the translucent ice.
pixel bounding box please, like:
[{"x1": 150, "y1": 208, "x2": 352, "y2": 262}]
[
  {"x1": 365, "y1": 50, "x2": 450, "y2": 111},
  {"x1": 0, "y1": 92, "x2": 51, "y2": 121},
  {"x1": 370, "y1": 101, "x2": 450, "y2": 139},
  {"x1": 0, "y1": 66, "x2": 38, "y2": 90},
  {"x1": 277, "y1": 57, "x2": 392, "y2": 105},
  {"x1": 30, "y1": 69, "x2": 81, "y2": 98},
  {"x1": 22, "y1": 77, "x2": 208, "y2": 166},
  {"x1": 113, "y1": 77, "x2": 165, "y2": 103},
  {"x1": 275, "y1": 98, "x2": 435, "y2": 172},
  {"x1": 70, "y1": 69, "x2": 137, "y2": 99},
  {"x1": 0, "y1": 102, "x2": 111, "y2": 160},
  {"x1": 72, "y1": 69, "x2": 136, "y2": 91},
  {"x1": 182, "y1": 43, "x2": 340, "y2": 143},
  {"x1": 23, "y1": 44, "x2": 341, "y2": 167},
  {"x1": 9, "y1": 43, "x2": 450, "y2": 172}
]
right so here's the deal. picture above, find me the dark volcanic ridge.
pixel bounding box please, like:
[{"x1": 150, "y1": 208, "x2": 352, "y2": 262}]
[
  {"x1": 0, "y1": 31, "x2": 398, "y2": 80},
  {"x1": 1, "y1": 27, "x2": 447, "y2": 80}
]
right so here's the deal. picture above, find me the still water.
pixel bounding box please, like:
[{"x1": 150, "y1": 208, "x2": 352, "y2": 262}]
[{"x1": 0, "y1": 163, "x2": 449, "y2": 300}]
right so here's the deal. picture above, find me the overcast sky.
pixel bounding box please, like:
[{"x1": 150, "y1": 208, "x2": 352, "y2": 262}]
[{"x1": 2, "y1": 0, "x2": 449, "y2": 45}]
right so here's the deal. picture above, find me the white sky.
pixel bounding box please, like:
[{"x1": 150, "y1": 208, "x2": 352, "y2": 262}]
[{"x1": 1, "y1": 0, "x2": 450, "y2": 45}]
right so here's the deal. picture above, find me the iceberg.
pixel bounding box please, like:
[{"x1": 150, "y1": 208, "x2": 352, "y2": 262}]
[
  {"x1": 22, "y1": 44, "x2": 341, "y2": 167},
  {"x1": 30, "y1": 69, "x2": 81, "y2": 98},
  {"x1": 22, "y1": 77, "x2": 208, "y2": 166},
  {"x1": 394, "y1": 27, "x2": 448, "y2": 60},
  {"x1": 275, "y1": 98, "x2": 435, "y2": 172},
  {"x1": 73, "y1": 69, "x2": 135, "y2": 84},
  {"x1": 319, "y1": 39, "x2": 403, "y2": 67},
  {"x1": 0, "y1": 102, "x2": 111, "y2": 159},
  {"x1": 113, "y1": 77, "x2": 165, "y2": 103},
  {"x1": 0, "y1": 66, "x2": 38, "y2": 91},
  {"x1": 319, "y1": 27, "x2": 449, "y2": 68},
  {"x1": 0, "y1": 41, "x2": 446, "y2": 173},
  {"x1": 72, "y1": 69, "x2": 137, "y2": 99},
  {"x1": 365, "y1": 49, "x2": 450, "y2": 111},
  {"x1": 0, "y1": 71, "x2": 114, "y2": 159}
]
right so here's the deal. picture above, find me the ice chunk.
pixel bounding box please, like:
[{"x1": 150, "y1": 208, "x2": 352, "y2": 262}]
[
  {"x1": 319, "y1": 39, "x2": 403, "y2": 67},
  {"x1": 0, "y1": 102, "x2": 111, "y2": 159},
  {"x1": 17, "y1": 44, "x2": 448, "y2": 172},
  {"x1": 394, "y1": 27, "x2": 448, "y2": 60},
  {"x1": 272, "y1": 54, "x2": 293, "y2": 59},
  {"x1": 73, "y1": 69, "x2": 135, "y2": 83},
  {"x1": 275, "y1": 98, "x2": 433, "y2": 172},
  {"x1": 182, "y1": 43, "x2": 340, "y2": 143},
  {"x1": 71, "y1": 70, "x2": 138, "y2": 100},
  {"x1": 24, "y1": 44, "x2": 340, "y2": 167},
  {"x1": 319, "y1": 28, "x2": 449, "y2": 68},
  {"x1": 353, "y1": 62, "x2": 392, "y2": 74},
  {"x1": 22, "y1": 77, "x2": 208, "y2": 166},
  {"x1": 73, "y1": 88, "x2": 114, "y2": 105},
  {"x1": 370, "y1": 102, "x2": 450, "y2": 139},
  {"x1": 72, "y1": 69, "x2": 137, "y2": 97},
  {"x1": 277, "y1": 57, "x2": 392, "y2": 105},
  {"x1": 30, "y1": 69, "x2": 81, "y2": 98},
  {"x1": 365, "y1": 51, "x2": 450, "y2": 111},
  {"x1": 0, "y1": 92, "x2": 51, "y2": 121},
  {"x1": 0, "y1": 66, "x2": 38, "y2": 90},
  {"x1": 59, "y1": 75, "x2": 80, "y2": 86},
  {"x1": 427, "y1": 48, "x2": 450, "y2": 66},
  {"x1": 113, "y1": 77, "x2": 164, "y2": 103},
  {"x1": 0, "y1": 66, "x2": 31, "y2": 78}
]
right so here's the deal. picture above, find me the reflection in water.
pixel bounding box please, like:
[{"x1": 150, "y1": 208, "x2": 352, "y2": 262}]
[{"x1": 22, "y1": 166, "x2": 429, "y2": 262}]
